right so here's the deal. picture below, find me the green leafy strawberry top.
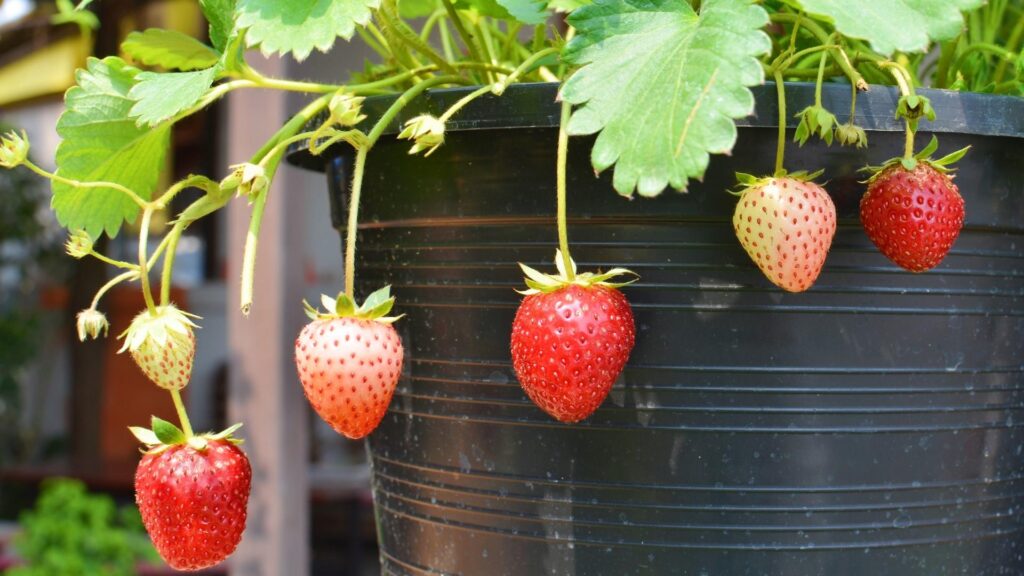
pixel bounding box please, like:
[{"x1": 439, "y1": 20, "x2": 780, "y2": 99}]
[
  {"x1": 130, "y1": 417, "x2": 243, "y2": 454},
  {"x1": 304, "y1": 286, "x2": 404, "y2": 324},
  {"x1": 864, "y1": 135, "x2": 972, "y2": 180},
  {"x1": 518, "y1": 251, "x2": 637, "y2": 295}
]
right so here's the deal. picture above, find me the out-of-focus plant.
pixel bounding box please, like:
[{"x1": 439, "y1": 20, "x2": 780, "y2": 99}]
[{"x1": 7, "y1": 478, "x2": 159, "y2": 576}]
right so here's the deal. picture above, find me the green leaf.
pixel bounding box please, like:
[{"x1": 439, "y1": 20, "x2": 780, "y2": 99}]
[
  {"x1": 121, "y1": 29, "x2": 221, "y2": 71},
  {"x1": 496, "y1": 0, "x2": 549, "y2": 24},
  {"x1": 151, "y1": 417, "x2": 186, "y2": 445},
  {"x1": 53, "y1": 57, "x2": 171, "y2": 238},
  {"x1": 561, "y1": 0, "x2": 770, "y2": 197},
  {"x1": 360, "y1": 285, "x2": 392, "y2": 312},
  {"x1": 793, "y1": 0, "x2": 984, "y2": 56},
  {"x1": 237, "y1": 0, "x2": 380, "y2": 61},
  {"x1": 548, "y1": 0, "x2": 589, "y2": 12},
  {"x1": 399, "y1": 0, "x2": 437, "y2": 18},
  {"x1": 200, "y1": 0, "x2": 237, "y2": 52},
  {"x1": 128, "y1": 67, "x2": 218, "y2": 126}
]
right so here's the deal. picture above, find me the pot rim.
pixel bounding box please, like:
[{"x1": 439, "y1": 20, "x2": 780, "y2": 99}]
[{"x1": 287, "y1": 81, "x2": 1024, "y2": 172}]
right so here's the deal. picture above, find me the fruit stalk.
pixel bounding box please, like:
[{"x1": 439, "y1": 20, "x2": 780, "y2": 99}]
[
  {"x1": 138, "y1": 206, "x2": 158, "y2": 315},
  {"x1": 344, "y1": 147, "x2": 369, "y2": 299},
  {"x1": 170, "y1": 389, "x2": 194, "y2": 439},
  {"x1": 880, "y1": 62, "x2": 917, "y2": 159},
  {"x1": 773, "y1": 69, "x2": 786, "y2": 176},
  {"x1": 556, "y1": 100, "x2": 575, "y2": 281}
]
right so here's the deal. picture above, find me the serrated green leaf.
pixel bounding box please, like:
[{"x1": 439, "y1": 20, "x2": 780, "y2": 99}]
[
  {"x1": 793, "y1": 0, "x2": 983, "y2": 56},
  {"x1": 122, "y1": 29, "x2": 221, "y2": 71},
  {"x1": 128, "y1": 67, "x2": 218, "y2": 127},
  {"x1": 496, "y1": 0, "x2": 549, "y2": 24},
  {"x1": 561, "y1": 0, "x2": 770, "y2": 197},
  {"x1": 53, "y1": 57, "x2": 171, "y2": 238},
  {"x1": 200, "y1": 0, "x2": 236, "y2": 52},
  {"x1": 237, "y1": 0, "x2": 379, "y2": 61},
  {"x1": 151, "y1": 416, "x2": 186, "y2": 445}
]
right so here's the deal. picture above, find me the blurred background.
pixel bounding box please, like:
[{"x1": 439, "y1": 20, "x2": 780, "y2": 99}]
[{"x1": 0, "y1": 1, "x2": 379, "y2": 574}]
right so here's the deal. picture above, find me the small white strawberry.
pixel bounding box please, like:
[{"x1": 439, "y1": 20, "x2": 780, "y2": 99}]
[
  {"x1": 119, "y1": 304, "x2": 199, "y2": 390},
  {"x1": 732, "y1": 173, "x2": 836, "y2": 292}
]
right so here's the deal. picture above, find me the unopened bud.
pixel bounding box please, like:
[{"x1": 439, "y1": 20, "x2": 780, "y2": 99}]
[
  {"x1": 328, "y1": 92, "x2": 367, "y2": 127},
  {"x1": 76, "y1": 308, "x2": 109, "y2": 341}
]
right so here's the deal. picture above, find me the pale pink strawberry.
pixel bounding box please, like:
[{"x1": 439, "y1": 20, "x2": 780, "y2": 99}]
[{"x1": 732, "y1": 175, "x2": 836, "y2": 292}]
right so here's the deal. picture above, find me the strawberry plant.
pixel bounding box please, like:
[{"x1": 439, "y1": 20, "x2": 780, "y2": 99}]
[{"x1": 1, "y1": 0, "x2": 1019, "y2": 568}]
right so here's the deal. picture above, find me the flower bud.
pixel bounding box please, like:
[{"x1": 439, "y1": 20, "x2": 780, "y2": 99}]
[
  {"x1": 65, "y1": 229, "x2": 94, "y2": 259},
  {"x1": 398, "y1": 115, "x2": 445, "y2": 157},
  {"x1": 76, "y1": 308, "x2": 109, "y2": 341},
  {"x1": 221, "y1": 163, "x2": 268, "y2": 201},
  {"x1": 0, "y1": 130, "x2": 29, "y2": 169},
  {"x1": 328, "y1": 92, "x2": 367, "y2": 127},
  {"x1": 836, "y1": 122, "x2": 868, "y2": 149}
]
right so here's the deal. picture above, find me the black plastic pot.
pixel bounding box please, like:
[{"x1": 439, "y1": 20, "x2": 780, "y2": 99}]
[{"x1": 288, "y1": 83, "x2": 1024, "y2": 576}]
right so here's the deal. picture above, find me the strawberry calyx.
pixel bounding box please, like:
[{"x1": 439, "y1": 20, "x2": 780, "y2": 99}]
[
  {"x1": 303, "y1": 285, "x2": 404, "y2": 324},
  {"x1": 129, "y1": 416, "x2": 243, "y2": 455},
  {"x1": 862, "y1": 135, "x2": 971, "y2": 181},
  {"x1": 731, "y1": 169, "x2": 825, "y2": 195},
  {"x1": 517, "y1": 250, "x2": 638, "y2": 295},
  {"x1": 117, "y1": 304, "x2": 200, "y2": 354}
]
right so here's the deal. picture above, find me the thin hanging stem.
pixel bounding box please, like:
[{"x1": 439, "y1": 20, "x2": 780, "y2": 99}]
[
  {"x1": 556, "y1": 100, "x2": 575, "y2": 281},
  {"x1": 880, "y1": 62, "x2": 916, "y2": 159},
  {"x1": 344, "y1": 147, "x2": 369, "y2": 299},
  {"x1": 138, "y1": 206, "x2": 158, "y2": 315},
  {"x1": 774, "y1": 69, "x2": 787, "y2": 176},
  {"x1": 170, "y1": 389, "x2": 194, "y2": 439}
]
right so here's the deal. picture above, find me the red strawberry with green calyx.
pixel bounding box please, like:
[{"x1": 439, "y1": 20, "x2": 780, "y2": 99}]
[
  {"x1": 295, "y1": 286, "x2": 404, "y2": 439},
  {"x1": 130, "y1": 418, "x2": 250, "y2": 571},
  {"x1": 860, "y1": 136, "x2": 969, "y2": 272},
  {"x1": 119, "y1": 304, "x2": 199, "y2": 390},
  {"x1": 510, "y1": 251, "x2": 637, "y2": 423},
  {"x1": 732, "y1": 171, "x2": 837, "y2": 292}
]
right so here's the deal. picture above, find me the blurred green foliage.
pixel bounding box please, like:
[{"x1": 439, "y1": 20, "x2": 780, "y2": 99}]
[{"x1": 8, "y1": 478, "x2": 159, "y2": 576}]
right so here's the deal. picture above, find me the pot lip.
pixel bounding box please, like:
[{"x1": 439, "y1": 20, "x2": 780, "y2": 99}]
[{"x1": 287, "y1": 81, "x2": 1024, "y2": 172}]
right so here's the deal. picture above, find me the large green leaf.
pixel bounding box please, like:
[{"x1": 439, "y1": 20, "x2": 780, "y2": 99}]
[
  {"x1": 794, "y1": 0, "x2": 984, "y2": 55},
  {"x1": 128, "y1": 67, "x2": 219, "y2": 126},
  {"x1": 236, "y1": 0, "x2": 379, "y2": 61},
  {"x1": 121, "y1": 29, "x2": 221, "y2": 71},
  {"x1": 199, "y1": 0, "x2": 236, "y2": 52},
  {"x1": 53, "y1": 57, "x2": 171, "y2": 238},
  {"x1": 561, "y1": 0, "x2": 770, "y2": 197}
]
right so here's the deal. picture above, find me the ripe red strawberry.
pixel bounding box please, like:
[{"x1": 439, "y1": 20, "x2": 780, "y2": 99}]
[
  {"x1": 131, "y1": 419, "x2": 250, "y2": 571},
  {"x1": 510, "y1": 253, "x2": 636, "y2": 422},
  {"x1": 732, "y1": 174, "x2": 836, "y2": 292},
  {"x1": 295, "y1": 287, "x2": 404, "y2": 439},
  {"x1": 119, "y1": 304, "x2": 198, "y2": 390},
  {"x1": 860, "y1": 139, "x2": 969, "y2": 272}
]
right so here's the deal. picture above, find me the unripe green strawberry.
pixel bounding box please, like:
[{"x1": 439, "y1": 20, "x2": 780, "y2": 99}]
[
  {"x1": 295, "y1": 287, "x2": 404, "y2": 439},
  {"x1": 119, "y1": 304, "x2": 198, "y2": 390}
]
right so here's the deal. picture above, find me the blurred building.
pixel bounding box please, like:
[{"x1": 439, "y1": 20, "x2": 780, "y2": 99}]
[{"x1": 0, "y1": 2, "x2": 376, "y2": 574}]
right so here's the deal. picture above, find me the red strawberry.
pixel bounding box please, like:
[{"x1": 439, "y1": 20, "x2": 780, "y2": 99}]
[
  {"x1": 860, "y1": 139, "x2": 969, "y2": 272},
  {"x1": 119, "y1": 304, "x2": 198, "y2": 390},
  {"x1": 131, "y1": 419, "x2": 250, "y2": 571},
  {"x1": 295, "y1": 287, "x2": 404, "y2": 439},
  {"x1": 510, "y1": 252, "x2": 636, "y2": 422},
  {"x1": 732, "y1": 174, "x2": 836, "y2": 292}
]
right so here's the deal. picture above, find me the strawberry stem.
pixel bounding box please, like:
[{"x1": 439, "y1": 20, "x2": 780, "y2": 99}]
[
  {"x1": 170, "y1": 389, "x2": 194, "y2": 440},
  {"x1": 880, "y1": 62, "x2": 916, "y2": 160},
  {"x1": 813, "y1": 46, "x2": 829, "y2": 107},
  {"x1": 344, "y1": 146, "x2": 368, "y2": 299},
  {"x1": 556, "y1": 100, "x2": 575, "y2": 282},
  {"x1": 773, "y1": 69, "x2": 786, "y2": 177},
  {"x1": 138, "y1": 206, "x2": 158, "y2": 315}
]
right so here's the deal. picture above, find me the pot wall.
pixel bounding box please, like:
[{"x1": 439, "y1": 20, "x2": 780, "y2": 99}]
[{"x1": 307, "y1": 84, "x2": 1024, "y2": 575}]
